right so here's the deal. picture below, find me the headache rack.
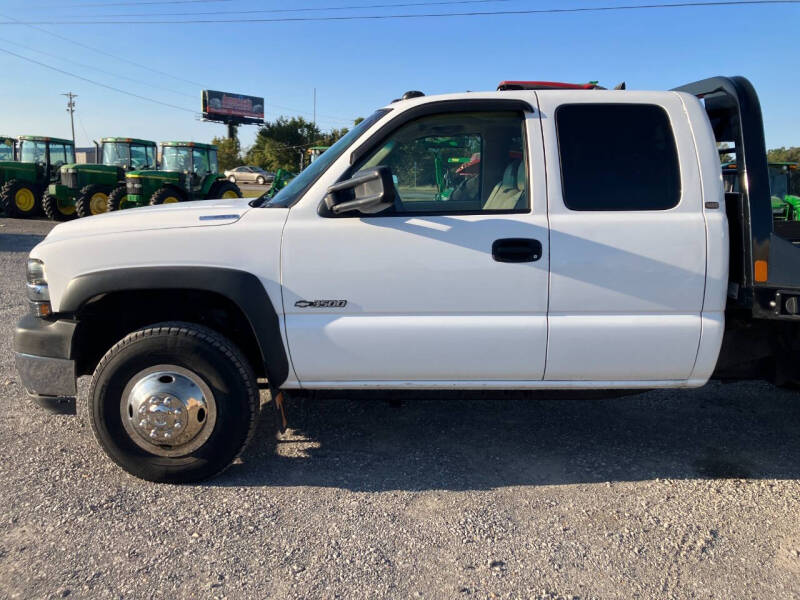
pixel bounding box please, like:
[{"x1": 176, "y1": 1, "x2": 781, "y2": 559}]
[{"x1": 674, "y1": 76, "x2": 800, "y2": 321}]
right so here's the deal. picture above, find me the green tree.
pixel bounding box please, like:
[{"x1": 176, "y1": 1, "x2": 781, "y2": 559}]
[
  {"x1": 211, "y1": 136, "x2": 242, "y2": 171},
  {"x1": 767, "y1": 146, "x2": 800, "y2": 164},
  {"x1": 244, "y1": 116, "x2": 356, "y2": 172}
]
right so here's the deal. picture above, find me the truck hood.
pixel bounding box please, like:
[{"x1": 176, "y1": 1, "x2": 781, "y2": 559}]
[{"x1": 40, "y1": 197, "x2": 255, "y2": 244}]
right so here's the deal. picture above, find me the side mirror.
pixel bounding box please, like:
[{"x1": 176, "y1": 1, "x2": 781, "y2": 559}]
[{"x1": 324, "y1": 166, "x2": 395, "y2": 215}]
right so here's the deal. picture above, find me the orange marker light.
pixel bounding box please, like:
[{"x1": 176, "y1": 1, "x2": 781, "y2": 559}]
[{"x1": 754, "y1": 260, "x2": 768, "y2": 282}]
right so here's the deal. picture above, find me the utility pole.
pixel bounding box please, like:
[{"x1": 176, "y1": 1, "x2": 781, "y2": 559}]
[{"x1": 62, "y1": 92, "x2": 77, "y2": 146}]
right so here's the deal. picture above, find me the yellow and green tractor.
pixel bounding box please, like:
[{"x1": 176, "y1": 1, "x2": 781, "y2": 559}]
[
  {"x1": 119, "y1": 141, "x2": 240, "y2": 209},
  {"x1": 43, "y1": 137, "x2": 158, "y2": 220},
  {"x1": 0, "y1": 136, "x2": 75, "y2": 219}
]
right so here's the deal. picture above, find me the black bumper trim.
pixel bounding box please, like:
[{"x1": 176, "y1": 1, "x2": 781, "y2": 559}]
[{"x1": 14, "y1": 314, "x2": 76, "y2": 359}]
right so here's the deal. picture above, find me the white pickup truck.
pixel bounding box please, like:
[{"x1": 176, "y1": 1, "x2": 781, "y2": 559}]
[{"x1": 14, "y1": 76, "x2": 800, "y2": 483}]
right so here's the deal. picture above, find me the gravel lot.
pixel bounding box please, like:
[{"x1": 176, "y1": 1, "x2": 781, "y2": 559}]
[{"x1": 1, "y1": 216, "x2": 800, "y2": 599}]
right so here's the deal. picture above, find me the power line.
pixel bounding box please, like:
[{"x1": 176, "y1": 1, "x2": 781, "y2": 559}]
[
  {"x1": 38, "y1": 0, "x2": 520, "y2": 18},
  {"x1": 38, "y1": 0, "x2": 234, "y2": 6},
  {"x1": 0, "y1": 47, "x2": 197, "y2": 113},
  {"x1": 0, "y1": 36, "x2": 196, "y2": 99},
  {"x1": 0, "y1": 14, "x2": 358, "y2": 123},
  {"x1": 0, "y1": 48, "x2": 359, "y2": 127},
  {"x1": 2, "y1": 0, "x2": 797, "y2": 23},
  {"x1": 0, "y1": 12, "x2": 207, "y2": 88}
]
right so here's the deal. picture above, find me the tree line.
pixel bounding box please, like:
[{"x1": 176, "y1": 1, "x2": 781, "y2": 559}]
[{"x1": 212, "y1": 116, "x2": 364, "y2": 173}]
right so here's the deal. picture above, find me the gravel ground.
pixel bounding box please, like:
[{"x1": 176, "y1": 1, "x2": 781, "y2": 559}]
[{"x1": 1, "y1": 216, "x2": 800, "y2": 599}]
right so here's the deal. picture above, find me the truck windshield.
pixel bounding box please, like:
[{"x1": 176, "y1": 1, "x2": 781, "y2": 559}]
[
  {"x1": 261, "y1": 109, "x2": 390, "y2": 208},
  {"x1": 162, "y1": 146, "x2": 192, "y2": 172},
  {"x1": 103, "y1": 142, "x2": 130, "y2": 167}
]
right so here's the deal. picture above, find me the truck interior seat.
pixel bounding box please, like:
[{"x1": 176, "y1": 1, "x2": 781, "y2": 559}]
[{"x1": 483, "y1": 160, "x2": 526, "y2": 210}]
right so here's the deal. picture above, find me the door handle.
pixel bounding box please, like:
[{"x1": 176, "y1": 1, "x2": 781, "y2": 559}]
[{"x1": 492, "y1": 238, "x2": 543, "y2": 263}]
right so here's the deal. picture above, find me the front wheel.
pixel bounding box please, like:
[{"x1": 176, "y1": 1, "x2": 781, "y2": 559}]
[
  {"x1": 42, "y1": 193, "x2": 77, "y2": 221},
  {"x1": 228, "y1": 175, "x2": 236, "y2": 183},
  {"x1": 150, "y1": 187, "x2": 185, "y2": 205},
  {"x1": 256, "y1": 175, "x2": 265, "y2": 185},
  {"x1": 88, "y1": 322, "x2": 260, "y2": 483},
  {"x1": 106, "y1": 185, "x2": 131, "y2": 211},
  {"x1": 209, "y1": 180, "x2": 242, "y2": 200},
  {"x1": 76, "y1": 184, "x2": 110, "y2": 217}
]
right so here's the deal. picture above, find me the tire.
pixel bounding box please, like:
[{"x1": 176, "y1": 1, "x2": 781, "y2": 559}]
[
  {"x1": 1, "y1": 179, "x2": 41, "y2": 218},
  {"x1": 42, "y1": 193, "x2": 76, "y2": 221},
  {"x1": 76, "y1": 184, "x2": 110, "y2": 218},
  {"x1": 228, "y1": 175, "x2": 236, "y2": 183},
  {"x1": 106, "y1": 184, "x2": 130, "y2": 212},
  {"x1": 88, "y1": 322, "x2": 260, "y2": 483},
  {"x1": 149, "y1": 187, "x2": 185, "y2": 206},
  {"x1": 256, "y1": 176, "x2": 265, "y2": 185},
  {"x1": 209, "y1": 180, "x2": 242, "y2": 200}
]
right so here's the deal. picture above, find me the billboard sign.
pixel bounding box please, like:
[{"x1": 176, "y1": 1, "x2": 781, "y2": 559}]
[{"x1": 202, "y1": 90, "x2": 264, "y2": 124}]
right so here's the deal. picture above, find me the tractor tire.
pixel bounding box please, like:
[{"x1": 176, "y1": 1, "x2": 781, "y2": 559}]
[
  {"x1": 209, "y1": 181, "x2": 242, "y2": 200},
  {"x1": 149, "y1": 187, "x2": 185, "y2": 206},
  {"x1": 228, "y1": 175, "x2": 236, "y2": 183},
  {"x1": 42, "y1": 193, "x2": 77, "y2": 221},
  {"x1": 1, "y1": 179, "x2": 41, "y2": 219},
  {"x1": 256, "y1": 175, "x2": 266, "y2": 185},
  {"x1": 106, "y1": 185, "x2": 131, "y2": 212},
  {"x1": 76, "y1": 184, "x2": 111, "y2": 218}
]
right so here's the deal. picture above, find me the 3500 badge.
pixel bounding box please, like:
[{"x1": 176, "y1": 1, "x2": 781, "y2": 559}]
[{"x1": 294, "y1": 299, "x2": 348, "y2": 308}]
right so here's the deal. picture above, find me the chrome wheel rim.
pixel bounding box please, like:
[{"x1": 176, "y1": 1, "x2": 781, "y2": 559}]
[{"x1": 121, "y1": 364, "x2": 217, "y2": 457}]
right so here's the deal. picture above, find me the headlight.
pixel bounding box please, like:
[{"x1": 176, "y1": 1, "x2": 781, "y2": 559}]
[
  {"x1": 127, "y1": 180, "x2": 142, "y2": 193},
  {"x1": 26, "y1": 259, "x2": 51, "y2": 316},
  {"x1": 26, "y1": 259, "x2": 46, "y2": 285}
]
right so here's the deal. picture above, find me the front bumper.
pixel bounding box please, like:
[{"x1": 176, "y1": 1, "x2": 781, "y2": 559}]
[{"x1": 14, "y1": 314, "x2": 78, "y2": 414}]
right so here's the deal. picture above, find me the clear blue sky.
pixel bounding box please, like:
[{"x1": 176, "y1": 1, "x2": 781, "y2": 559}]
[{"x1": 0, "y1": 0, "x2": 797, "y2": 152}]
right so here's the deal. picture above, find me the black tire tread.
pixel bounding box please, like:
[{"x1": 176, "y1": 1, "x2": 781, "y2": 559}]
[
  {"x1": 76, "y1": 184, "x2": 108, "y2": 218},
  {"x1": 42, "y1": 193, "x2": 74, "y2": 221},
  {"x1": 106, "y1": 184, "x2": 127, "y2": 212},
  {"x1": 87, "y1": 321, "x2": 260, "y2": 482},
  {"x1": 1, "y1": 179, "x2": 41, "y2": 218},
  {"x1": 149, "y1": 186, "x2": 185, "y2": 205},
  {"x1": 208, "y1": 180, "x2": 242, "y2": 200}
]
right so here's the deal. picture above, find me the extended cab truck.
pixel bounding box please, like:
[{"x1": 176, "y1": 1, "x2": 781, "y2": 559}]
[
  {"x1": 43, "y1": 137, "x2": 159, "y2": 220},
  {"x1": 13, "y1": 76, "x2": 800, "y2": 483}
]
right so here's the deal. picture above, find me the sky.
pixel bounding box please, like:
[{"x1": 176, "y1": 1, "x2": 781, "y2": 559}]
[{"x1": 0, "y1": 0, "x2": 798, "y2": 152}]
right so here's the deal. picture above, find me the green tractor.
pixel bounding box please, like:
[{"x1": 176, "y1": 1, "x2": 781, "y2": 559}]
[
  {"x1": 42, "y1": 137, "x2": 158, "y2": 221},
  {"x1": 0, "y1": 137, "x2": 16, "y2": 162},
  {"x1": 0, "y1": 136, "x2": 75, "y2": 219},
  {"x1": 723, "y1": 161, "x2": 800, "y2": 220},
  {"x1": 263, "y1": 168, "x2": 296, "y2": 199},
  {"x1": 121, "y1": 141, "x2": 241, "y2": 209}
]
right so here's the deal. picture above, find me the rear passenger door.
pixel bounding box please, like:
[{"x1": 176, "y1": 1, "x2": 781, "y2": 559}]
[{"x1": 537, "y1": 93, "x2": 707, "y2": 382}]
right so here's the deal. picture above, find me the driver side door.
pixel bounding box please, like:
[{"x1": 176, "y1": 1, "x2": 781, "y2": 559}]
[{"x1": 281, "y1": 102, "x2": 550, "y2": 386}]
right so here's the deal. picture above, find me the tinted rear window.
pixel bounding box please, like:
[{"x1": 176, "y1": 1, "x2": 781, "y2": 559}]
[{"x1": 556, "y1": 103, "x2": 681, "y2": 211}]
